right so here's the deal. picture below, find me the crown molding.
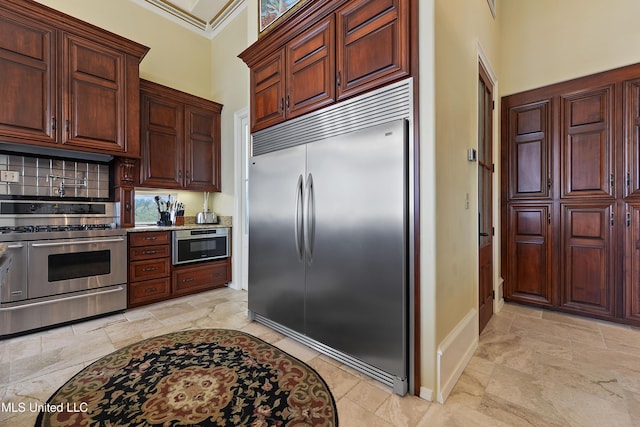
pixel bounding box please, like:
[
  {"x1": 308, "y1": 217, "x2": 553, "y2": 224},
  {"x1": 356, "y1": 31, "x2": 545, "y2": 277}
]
[{"x1": 130, "y1": 0, "x2": 246, "y2": 40}]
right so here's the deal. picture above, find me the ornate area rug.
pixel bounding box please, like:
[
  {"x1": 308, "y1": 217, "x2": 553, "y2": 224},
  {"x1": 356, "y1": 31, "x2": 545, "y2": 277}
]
[{"x1": 36, "y1": 329, "x2": 338, "y2": 426}]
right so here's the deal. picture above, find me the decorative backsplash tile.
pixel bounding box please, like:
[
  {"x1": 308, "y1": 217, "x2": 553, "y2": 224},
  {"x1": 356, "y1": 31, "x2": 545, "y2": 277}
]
[{"x1": 0, "y1": 154, "x2": 110, "y2": 198}]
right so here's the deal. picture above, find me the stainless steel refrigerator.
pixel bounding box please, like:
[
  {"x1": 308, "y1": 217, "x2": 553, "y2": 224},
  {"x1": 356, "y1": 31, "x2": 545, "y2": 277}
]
[{"x1": 248, "y1": 79, "x2": 412, "y2": 394}]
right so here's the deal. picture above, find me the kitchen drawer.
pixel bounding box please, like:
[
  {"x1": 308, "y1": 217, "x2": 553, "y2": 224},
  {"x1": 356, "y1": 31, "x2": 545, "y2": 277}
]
[
  {"x1": 128, "y1": 277, "x2": 171, "y2": 306},
  {"x1": 129, "y1": 244, "x2": 171, "y2": 261},
  {"x1": 129, "y1": 258, "x2": 170, "y2": 281},
  {"x1": 129, "y1": 231, "x2": 170, "y2": 247},
  {"x1": 172, "y1": 261, "x2": 228, "y2": 296}
]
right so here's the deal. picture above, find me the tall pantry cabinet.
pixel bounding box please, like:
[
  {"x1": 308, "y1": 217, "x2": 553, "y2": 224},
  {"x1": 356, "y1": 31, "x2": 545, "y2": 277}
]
[{"x1": 502, "y1": 63, "x2": 640, "y2": 324}]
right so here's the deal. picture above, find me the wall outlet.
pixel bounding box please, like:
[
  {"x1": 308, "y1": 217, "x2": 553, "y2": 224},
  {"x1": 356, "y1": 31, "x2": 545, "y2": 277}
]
[{"x1": 0, "y1": 170, "x2": 20, "y2": 183}]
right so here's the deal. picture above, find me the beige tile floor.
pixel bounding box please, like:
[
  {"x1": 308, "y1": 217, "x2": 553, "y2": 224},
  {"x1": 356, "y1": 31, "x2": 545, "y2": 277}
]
[{"x1": 1, "y1": 288, "x2": 640, "y2": 426}]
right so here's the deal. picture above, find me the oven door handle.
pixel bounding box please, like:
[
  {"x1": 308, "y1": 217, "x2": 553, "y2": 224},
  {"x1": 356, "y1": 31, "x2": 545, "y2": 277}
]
[
  {"x1": 31, "y1": 237, "x2": 125, "y2": 247},
  {"x1": 0, "y1": 286, "x2": 125, "y2": 311}
]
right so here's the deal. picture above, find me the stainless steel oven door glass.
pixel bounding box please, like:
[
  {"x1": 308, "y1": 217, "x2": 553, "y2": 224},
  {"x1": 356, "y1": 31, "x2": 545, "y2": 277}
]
[
  {"x1": 172, "y1": 228, "x2": 229, "y2": 265},
  {"x1": 27, "y1": 236, "x2": 126, "y2": 299}
]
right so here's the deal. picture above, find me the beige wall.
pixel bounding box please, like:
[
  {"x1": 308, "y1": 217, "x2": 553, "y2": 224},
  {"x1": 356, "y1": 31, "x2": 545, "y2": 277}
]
[
  {"x1": 500, "y1": 0, "x2": 640, "y2": 96},
  {"x1": 424, "y1": 0, "x2": 500, "y2": 393},
  {"x1": 209, "y1": 6, "x2": 251, "y2": 216}
]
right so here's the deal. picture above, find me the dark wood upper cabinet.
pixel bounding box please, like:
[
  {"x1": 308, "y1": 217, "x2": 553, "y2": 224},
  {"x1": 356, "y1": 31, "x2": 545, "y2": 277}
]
[
  {"x1": 561, "y1": 86, "x2": 614, "y2": 199},
  {"x1": 240, "y1": 0, "x2": 411, "y2": 133},
  {"x1": 184, "y1": 104, "x2": 221, "y2": 191},
  {"x1": 336, "y1": 0, "x2": 409, "y2": 100},
  {"x1": 62, "y1": 34, "x2": 126, "y2": 153},
  {"x1": 506, "y1": 100, "x2": 552, "y2": 200},
  {"x1": 0, "y1": 0, "x2": 148, "y2": 157},
  {"x1": 287, "y1": 15, "x2": 335, "y2": 119},
  {"x1": 625, "y1": 79, "x2": 640, "y2": 198},
  {"x1": 139, "y1": 80, "x2": 222, "y2": 192},
  {"x1": 250, "y1": 16, "x2": 335, "y2": 132},
  {"x1": 0, "y1": 8, "x2": 56, "y2": 143},
  {"x1": 139, "y1": 91, "x2": 183, "y2": 189},
  {"x1": 251, "y1": 49, "x2": 286, "y2": 131}
]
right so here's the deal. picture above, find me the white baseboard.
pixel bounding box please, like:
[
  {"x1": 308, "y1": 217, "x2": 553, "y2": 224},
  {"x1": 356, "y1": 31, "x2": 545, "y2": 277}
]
[
  {"x1": 436, "y1": 308, "x2": 478, "y2": 403},
  {"x1": 419, "y1": 386, "x2": 433, "y2": 402}
]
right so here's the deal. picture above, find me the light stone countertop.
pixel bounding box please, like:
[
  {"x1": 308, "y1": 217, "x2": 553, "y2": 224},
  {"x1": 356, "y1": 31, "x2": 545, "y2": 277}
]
[{"x1": 125, "y1": 215, "x2": 232, "y2": 232}]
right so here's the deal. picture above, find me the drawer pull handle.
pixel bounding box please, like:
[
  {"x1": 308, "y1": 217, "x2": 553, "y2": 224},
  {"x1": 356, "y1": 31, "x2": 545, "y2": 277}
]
[
  {"x1": 144, "y1": 237, "x2": 157, "y2": 241},
  {"x1": 183, "y1": 278, "x2": 195, "y2": 283},
  {"x1": 143, "y1": 250, "x2": 158, "y2": 255},
  {"x1": 143, "y1": 267, "x2": 158, "y2": 272},
  {"x1": 144, "y1": 287, "x2": 157, "y2": 293},
  {"x1": 214, "y1": 273, "x2": 221, "y2": 277}
]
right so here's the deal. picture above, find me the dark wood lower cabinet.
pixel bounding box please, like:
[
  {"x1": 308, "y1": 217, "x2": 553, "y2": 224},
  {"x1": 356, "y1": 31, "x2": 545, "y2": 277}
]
[
  {"x1": 626, "y1": 203, "x2": 640, "y2": 322},
  {"x1": 560, "y1": 203, "x2": 615, "y2": 317},
  {"x1": 172, "y1": 260, "x2": 230, "y2": 297},
  {"x1": 507, "y1": 204, "x2": 553, "y2": 305},
  {"x1": 128, "y1": 231, "x2": 231, "y2": 308}
]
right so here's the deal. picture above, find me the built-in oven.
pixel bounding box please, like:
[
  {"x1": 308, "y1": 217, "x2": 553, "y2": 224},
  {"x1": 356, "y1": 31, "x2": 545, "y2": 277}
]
[
  {"x1": 0, "y1": 199, "x2": 127, "y2": 337},
  {"x1": 27, "y1": 236, "x2": 126, "y2": 299},
  {"x1": 172, "y1": 227, "x2": 230, "y2": 265}
]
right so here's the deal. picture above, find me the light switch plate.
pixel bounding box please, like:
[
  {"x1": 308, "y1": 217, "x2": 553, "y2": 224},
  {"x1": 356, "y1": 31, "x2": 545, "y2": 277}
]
[{"x1": 1, "y1": 170, "x2": 20, "y2": 183}]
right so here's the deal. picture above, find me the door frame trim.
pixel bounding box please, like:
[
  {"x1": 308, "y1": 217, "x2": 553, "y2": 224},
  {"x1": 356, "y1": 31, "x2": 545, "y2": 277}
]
[
  {"x1": 477, "y1": 42, "x2": 504, "y2": 314},
  {"x1": 233, "y1": 107, "x2": 249, "y2": 290}
]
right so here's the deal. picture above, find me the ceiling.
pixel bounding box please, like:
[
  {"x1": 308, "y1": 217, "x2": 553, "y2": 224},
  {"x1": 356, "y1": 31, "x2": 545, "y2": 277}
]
[{"x1": 132, "y1": 0, "x2": 246, "y2": 38}]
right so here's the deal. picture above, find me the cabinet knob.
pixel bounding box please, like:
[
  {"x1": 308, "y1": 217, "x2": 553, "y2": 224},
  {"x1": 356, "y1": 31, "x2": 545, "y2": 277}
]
[{"x1": 337, "y1": 71, "x2": 342, "y2": 88}]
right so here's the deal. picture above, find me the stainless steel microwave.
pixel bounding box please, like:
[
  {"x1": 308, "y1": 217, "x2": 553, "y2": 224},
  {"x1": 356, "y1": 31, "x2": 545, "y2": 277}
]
[{"x1": 172, "y1": 227, "x2": 229, "y2": 265}]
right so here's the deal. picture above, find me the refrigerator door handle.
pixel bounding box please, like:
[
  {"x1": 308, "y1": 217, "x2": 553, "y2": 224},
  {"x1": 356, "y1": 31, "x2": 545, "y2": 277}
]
[
  {"x1": 304, "y1": 173, "x2": 315, "y2": 264},
  {"x1": 294, "y1": 174, "x2": 304, "y2": 261}
]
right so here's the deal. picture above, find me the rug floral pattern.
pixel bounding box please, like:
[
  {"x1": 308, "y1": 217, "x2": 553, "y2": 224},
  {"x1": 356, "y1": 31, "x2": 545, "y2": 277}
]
[{"x1": 36, "y1": 329, "x2": 338, "y2": 426}]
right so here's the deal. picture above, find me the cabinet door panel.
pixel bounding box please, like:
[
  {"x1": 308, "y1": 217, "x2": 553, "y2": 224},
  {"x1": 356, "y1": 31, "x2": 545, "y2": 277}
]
[
  {"x1": 185, "y1": 106, "x2": 220, "y2": 191},
  {"x1": 625, "y1": 79, "x2": 640, "y2": 198},
  {"x1": 172, "y1": 262, "x2": 228, "y2": 296},
  {"x1": 0, "y1": 11, "x2": 56, "y2": 142},
  {"x1": 251, "y1": 49, "x2": 285, "y2": 132},
  {"x1": 561, "y1": 203, "x2": 615, "y2": 316},
  {"x1": 626, "y1": 203, "x2": 640, "y2": 321},
  {"x1": 287, "y1": 16, "x2": 335, "y2": 119},
  {"x1": 561, "y1": 87, "x2": 614, "y2": 199},
  {"x1": 63, "y1": 34, "x2": 125, "y2": 152},
  {"x1": 508, "y1": 101, "x2": 551, "y2": 199},
  {"x1": 139, "y1": 95, "x2": 183, "y2": 188},
  {"x1": 506, "y1": 204, "x2": 552, "y2": 304},
  {"x1": 128, "y1": 277, "x2": 171, "y2": 307},
  {"x1": 336, "y1": 0, "x2": 408, "y2": 100}
]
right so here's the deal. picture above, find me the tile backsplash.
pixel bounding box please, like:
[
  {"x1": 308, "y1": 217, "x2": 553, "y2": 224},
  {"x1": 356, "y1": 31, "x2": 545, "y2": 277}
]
[{"x1": 0, "y1": 154, "x2": 110, "y2": 198}]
